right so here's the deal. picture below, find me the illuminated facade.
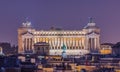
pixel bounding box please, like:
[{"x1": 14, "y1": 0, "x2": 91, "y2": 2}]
[
  {"x1": 0, "y1": 47, "x2": 3, "y2": 55},
  {"x1": 18, "y1": 18, "x2": 100, "y2": 55},
  {"x1": 100, "y1": 43, "x2": 113, "y2": 54}
]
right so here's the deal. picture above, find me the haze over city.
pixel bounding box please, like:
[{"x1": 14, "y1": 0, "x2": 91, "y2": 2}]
[
  {"x1": 0, "y1": 0, "x2": 120, "y2": 45},
  {"x1": 1, "y1": 1, "x2": 120, "y2": 72}
]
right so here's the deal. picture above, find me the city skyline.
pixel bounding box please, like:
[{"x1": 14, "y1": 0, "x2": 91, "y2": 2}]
[{"x1": 0, "y1": 0, "x2": 120, "y2": 45}]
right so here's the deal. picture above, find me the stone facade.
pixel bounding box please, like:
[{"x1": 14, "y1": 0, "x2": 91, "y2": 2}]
[{"x1": 18, "y1": 18, "x2": 100, "y2": 55}]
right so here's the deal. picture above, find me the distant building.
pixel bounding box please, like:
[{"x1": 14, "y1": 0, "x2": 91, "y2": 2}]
[
  {"x1": 112, "y1": 42, "x2": 120, "y2": 56},
  {"x1": 0, "y1": 47, "x2": 4, "y2": 55},
  {"x1": 18, "y1": 18, "x2": 100, "y2": 55},
  {"x1": 100, "y1": 43, "x2": 114, "y2": 54}
]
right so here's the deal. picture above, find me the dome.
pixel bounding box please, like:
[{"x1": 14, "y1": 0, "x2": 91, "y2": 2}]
[{"x1": 84, "y1": 17, "x2": 99, "y2": 29}]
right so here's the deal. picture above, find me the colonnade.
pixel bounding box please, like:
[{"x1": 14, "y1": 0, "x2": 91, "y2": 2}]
[
  {"x1": 22, "y1": 36, "x2": 100, "y2": 53},
  {"x1": 34, "y1": 36, "x2": 86, "y2": 49},
  {"x1": 88, "y1": 37, "x2": 100, "y2": 50},
  {"x1": 22, "y1": 38, "x2": 33, "y2": 51}
]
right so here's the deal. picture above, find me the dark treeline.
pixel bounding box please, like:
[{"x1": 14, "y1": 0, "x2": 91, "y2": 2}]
[{"x1": 0, "y1": 42, "x2": 18, "y2": 55}]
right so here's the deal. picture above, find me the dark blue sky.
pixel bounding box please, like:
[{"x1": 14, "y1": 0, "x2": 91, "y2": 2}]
[{"x1": 0, "y1": 0, "x2": 120, "y2": 45}]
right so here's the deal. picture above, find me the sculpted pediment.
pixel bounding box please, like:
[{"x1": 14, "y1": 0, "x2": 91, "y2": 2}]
[
  {"x1": 87, "y1": 32, "x2": 99, "y2": 38},
  {"x1": 22, "y1": 32, "x2": 33, "y2": 37}
]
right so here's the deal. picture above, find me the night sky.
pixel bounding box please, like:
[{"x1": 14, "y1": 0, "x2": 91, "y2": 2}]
[{"x1": 0, "y1": 0, "x2": 120, "y2": 45}]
